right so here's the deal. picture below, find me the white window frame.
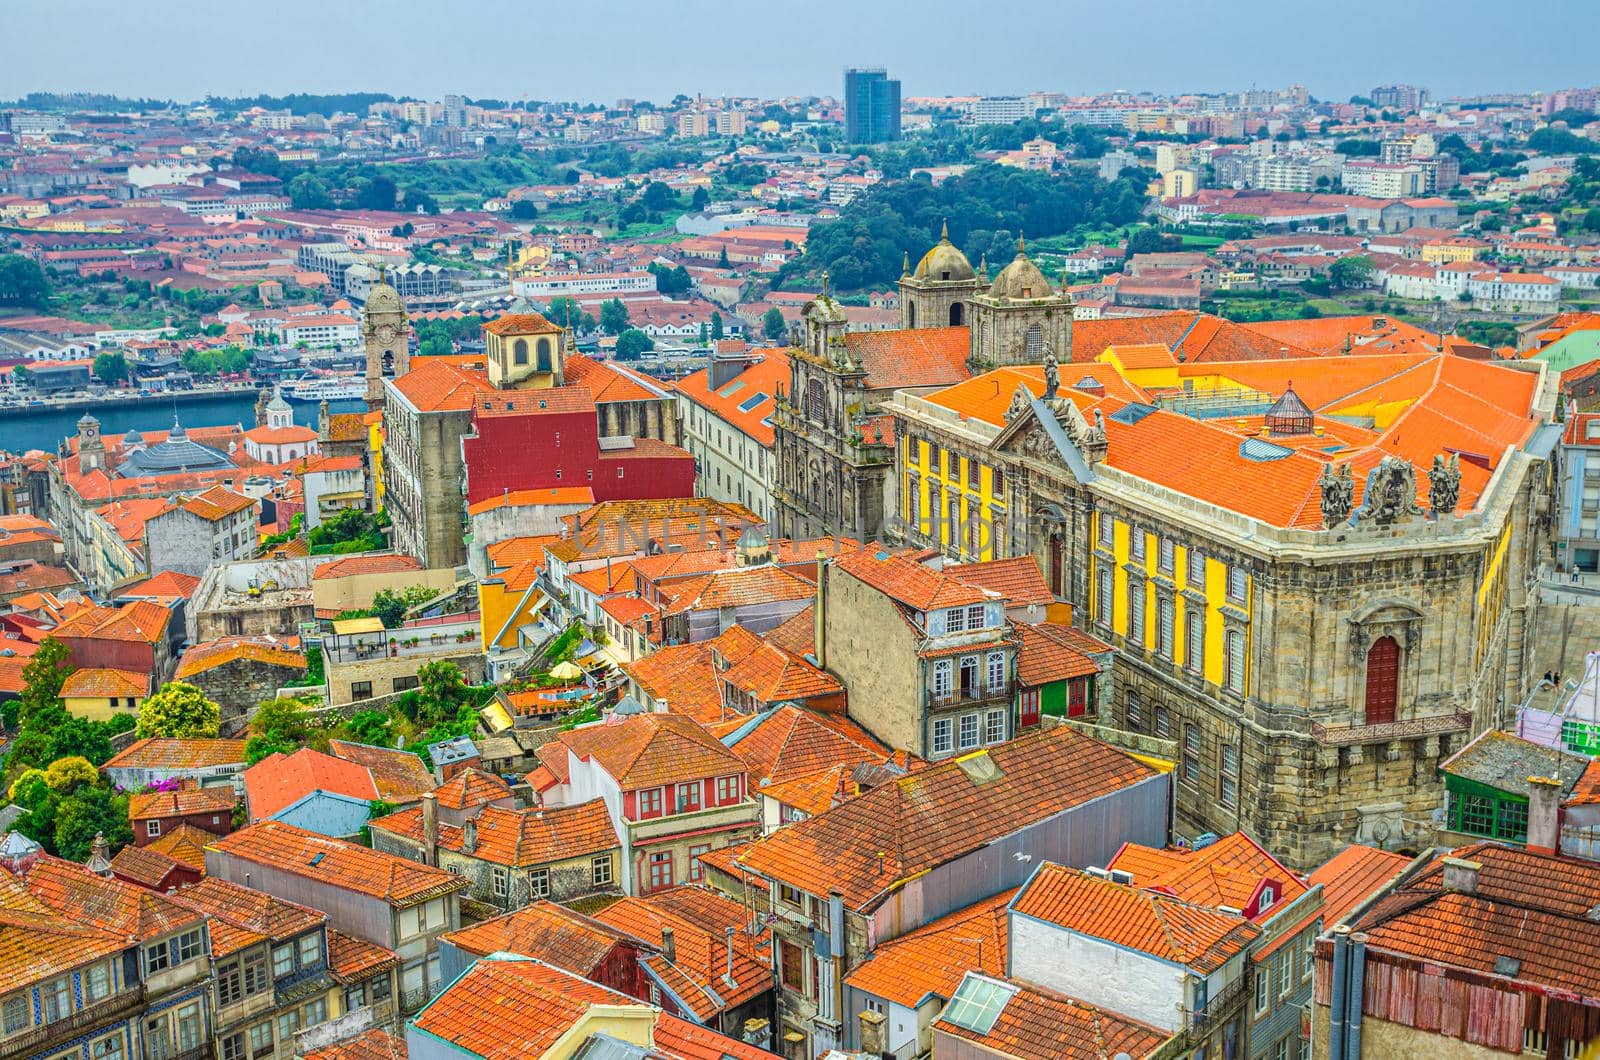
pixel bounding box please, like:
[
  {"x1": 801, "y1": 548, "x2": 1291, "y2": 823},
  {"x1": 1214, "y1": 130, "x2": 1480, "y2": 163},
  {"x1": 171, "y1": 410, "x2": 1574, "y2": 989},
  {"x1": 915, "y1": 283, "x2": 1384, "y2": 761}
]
[
  {"x1": 529, "y1": 868, "x2": 550, "y2": 900},
  {"x1": 592, "y1": 855, "x2": 613, "y2": 887},
  {"x1": 985, "y1": 709, "x2": 1006, "y2": 745},
  {"x1": 932, "y1": 718, "x2": 953, "y2": 755},
  {"x1": 986, "y1": 652, "x2": 1006, "y2": 691},
  {"x1": 958, "y1": 713, "x2": 980, "y2": 750}
]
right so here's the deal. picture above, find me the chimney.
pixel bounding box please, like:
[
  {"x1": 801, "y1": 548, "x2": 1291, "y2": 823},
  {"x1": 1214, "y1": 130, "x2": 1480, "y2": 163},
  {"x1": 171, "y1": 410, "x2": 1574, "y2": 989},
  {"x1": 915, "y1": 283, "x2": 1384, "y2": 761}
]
[
  {"x1": 420, "y1": 792, "x2": 438, "y2": 866},
  {"x1": 742, "y1": 1018, "x2": 772, "y2": 1050},
  {"x1": 1441, "y1": 856, "x2": 1481, "y2": 894},
  {"x1": 1526, "y1": 774, "x2": 1563, "y2": 856},
  {"x1": 859, "y1": 1009, "x2": 888, "y2": 1056},
  {"x1": 461, "y1": 816, "x2": 478, "y2": 855},
  {"x1": 724, "y1": 925, "x2": 736, "y2": 983},
  {"x1": 814, "y1": 550, "x2": 828, "y2": 669},
  {"x1": 660, "y1": 925, "x2": 676, "y2": 965}
]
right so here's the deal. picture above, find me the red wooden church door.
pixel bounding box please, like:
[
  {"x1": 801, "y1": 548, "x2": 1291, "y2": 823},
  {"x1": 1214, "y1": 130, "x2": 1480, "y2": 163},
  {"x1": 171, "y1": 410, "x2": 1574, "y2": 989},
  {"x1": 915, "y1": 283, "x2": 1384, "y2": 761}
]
[{"x1": 1365, "y1": 636, "x2": 1399, "y2": 725}]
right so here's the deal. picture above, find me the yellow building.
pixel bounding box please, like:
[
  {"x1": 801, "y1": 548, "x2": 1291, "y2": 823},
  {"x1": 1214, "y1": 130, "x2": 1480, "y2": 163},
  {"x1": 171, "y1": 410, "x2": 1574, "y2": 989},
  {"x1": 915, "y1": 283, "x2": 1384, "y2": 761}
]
[
  {"x1": 1162, "y1": 169, "x2": 1198, "y2": 200},
  {"x1": 60, "y1": 668, "x2": 150, "y2": 722},
  {"x1": 1421, "y1": 238, "x2": 1488, "y2": 264},
  {"x1": 482, "y1": 313, "x2": 567, "y2": 390},
  {"x1": 478, "y1": 560, "x2": 547, "y2": 652}
]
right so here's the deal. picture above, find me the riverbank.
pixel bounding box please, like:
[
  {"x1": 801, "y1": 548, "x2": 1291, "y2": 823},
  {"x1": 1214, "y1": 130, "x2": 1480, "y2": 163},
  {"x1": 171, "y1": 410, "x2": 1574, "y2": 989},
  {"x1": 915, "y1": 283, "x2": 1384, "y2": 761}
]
[{"x1": 2, "y1": 391, "x2": 367, "y2": 456}]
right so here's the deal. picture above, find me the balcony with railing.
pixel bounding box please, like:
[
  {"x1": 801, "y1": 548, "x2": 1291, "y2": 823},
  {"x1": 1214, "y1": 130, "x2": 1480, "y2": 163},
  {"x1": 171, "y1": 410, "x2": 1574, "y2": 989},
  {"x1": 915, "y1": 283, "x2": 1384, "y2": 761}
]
[
  {"x1": 0, "y1": 984, "x2": 147, "y2": 1060},
  {"x1": 1177, "y1": 973, "x2": 1249, "y2": 1046},
  {"x1": 1311, "y1": 710, "x2": 1472, "y2": 747},
  {"x1": 927, "y1": 680, "x2": 1015, "y2": 711}
]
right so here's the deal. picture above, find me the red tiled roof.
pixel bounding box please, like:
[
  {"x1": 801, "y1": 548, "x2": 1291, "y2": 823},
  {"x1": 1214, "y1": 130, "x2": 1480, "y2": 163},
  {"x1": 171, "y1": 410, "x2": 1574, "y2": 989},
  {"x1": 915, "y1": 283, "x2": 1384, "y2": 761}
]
[
  {"x1": 947, "y1": 555, "x2": 1054, "y2": 607},
  {"x1": 244, "y1": 747, "x2": 378, "y2": 820},
  {"x1": 830, "y1": 548, "x2": 993, "y2": 613},
  {"x1": 1014, "y1": 622, "x2": 1106, "y2": 688},
  {"x1": 467, "y1": 487, "x2": 595, "y2": 516},
  {"x1": 409, "y1": 956, "x2": 632, "y2": 1057},
  {"x1": 840, "y1": 327, "x2": 972, "y2": 390},
  {"x1": 0, "y1": 871, "x2": 132, "y2": 996},
  {"x1": 673, "y1": 351, "x2": 789, "y2": 446},
  {"x1": 52, "y1": 599, "x2": 172, "y2": 645},
  {"x1": 146, "y1": 823, "x2": 214, "y2": 872},
  {"x1": 592, "y1": 887, "x2": 772, "y2": 1021},
  {"x1": 128, "y1": 784, "x2": 235, "y2": 822},
  {"x1": 727, "y1": 704, "x2": 889, "y2": 788},
  {"x1": 102, "y1": 738, "x2": 247, "y2": 772},
  {"x1": 124, "y1": 570, "x2": 201, "y2": 600},
  {"x1": 313, "y1": 553, "x2": 423, "y2": 579},
  {"x1": 108, "y1": 844, "x2": 190, "y2": 890},
  {"x1": 301, "y1": 1028, "x2": 408, "y2": 1060},
  {"x1": 328, "y1": 928, "x2": 401, "y2": 983},
  {"x1": 369, "y1": 800, "x2": 619, "y2": 869},
  {"x1": 60, "y1": 667, "x2": 150, "y2": 699},
  {"x1": 433, "y1": 768, "x2": 511, "y2": 811},
  {"x1": 556, "y1": 712, "x2": 745, "y2": 791},
  {"x1": 846, "y1": 888, "x2": 1013, "y2": 1007},
  {"x1": 175, "y1": 636, "x2": 306, "y2": 679},
  {"x1": 1107, "y1": 831, "x2": 1307, "y2": 921},
  {"x1": 26, "y1": 857, "x2": 207, "y2": 944},
  {"x1": 441, "y1": 901, "x2": 631, "y2": 975},
  {"x1": 1013, "y1": 863, "x2": 1259, "y2": 973},
  {"x1": 1308, "y1": 843, "x2": 1413, "y2": 927},
  {"x1": 735, "y1": 726, "x2": 1159, "y2": 911},
  {"x1": 208, "y1": 821, "x2": 469, "y2": 905},
  {"x1": 934, "y1": 974, "x2": 1170, "y2": 1059},
  {"x1": 328, "y1": 740, "x2": 434, "y2": 804}
]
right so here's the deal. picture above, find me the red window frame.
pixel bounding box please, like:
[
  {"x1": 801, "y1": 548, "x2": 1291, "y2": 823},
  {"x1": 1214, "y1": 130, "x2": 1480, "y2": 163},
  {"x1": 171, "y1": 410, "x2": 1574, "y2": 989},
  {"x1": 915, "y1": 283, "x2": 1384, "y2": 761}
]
[
  {"x1": 1019, "y1": 689, "x2": 1041, "y2": 728},
  {"x1": 647, "y1": 851, "x2": 673, "y2": 892}
]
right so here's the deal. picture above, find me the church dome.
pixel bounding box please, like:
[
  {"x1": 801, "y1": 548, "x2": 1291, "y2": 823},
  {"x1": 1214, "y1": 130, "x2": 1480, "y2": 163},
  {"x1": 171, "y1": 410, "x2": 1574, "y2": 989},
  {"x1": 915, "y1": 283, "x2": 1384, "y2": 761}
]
[
  {"x1": 987, "y1": 240, "x2": 1056, "y2": 301},
  {"x1": 913, "y1": 223, "x2": 975, "y2": 283},
  {"x1": 267, "y1": 387, "x2": 292, "y2": 412},
  {"x1": 364, "y1": 280, "x2": 404, "y2": 316}
]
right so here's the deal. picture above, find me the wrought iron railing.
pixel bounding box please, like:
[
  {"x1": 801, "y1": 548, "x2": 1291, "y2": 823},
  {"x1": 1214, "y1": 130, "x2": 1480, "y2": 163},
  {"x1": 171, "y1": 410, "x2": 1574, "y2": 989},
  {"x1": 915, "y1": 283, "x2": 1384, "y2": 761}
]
[
  {"x1": 0, "y1": 985, "x2": 146, "y2": 1060},
  {"x1": 927, "y1": 681, "x2": 1016, "y2": 710}
]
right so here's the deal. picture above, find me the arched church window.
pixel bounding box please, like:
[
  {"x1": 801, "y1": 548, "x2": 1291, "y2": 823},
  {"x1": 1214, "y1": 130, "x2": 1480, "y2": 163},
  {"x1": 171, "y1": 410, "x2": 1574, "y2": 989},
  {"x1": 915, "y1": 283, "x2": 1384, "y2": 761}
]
[
  {"x1": 1365, "y1": 636, "x2": 1399, "y2": 725},
  {"x1": 513, "y1": 338, "x2": 528, "y2": 366},
  {"x1": 536, "y1": 337, "x2": 553, "y2": 372},
  {"x1": 907, "y1": 302, "x2": 916, "y2": 328},
  {"x1": 806, "y1": 380, "x2": 827, "y2": 426},
  {"x1": 950, "y1": 303, "x2": 964, "y2": 326},
  {"x1": 382, "y1": 350, "x2": 394, "y2": 376},
  {"x1": 1026, "y1": 324, "x2": 1043, "y2": 358}
]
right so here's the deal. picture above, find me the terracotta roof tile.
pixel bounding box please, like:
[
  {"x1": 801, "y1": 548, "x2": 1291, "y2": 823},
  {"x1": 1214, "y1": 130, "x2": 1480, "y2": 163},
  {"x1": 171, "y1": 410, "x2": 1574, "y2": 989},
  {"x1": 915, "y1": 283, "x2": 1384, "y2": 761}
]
[
  {"x1": 838, "y1": 327, "x2": 972, "y2": 390},
  {"x1": 0, "y1": 870, "x2": 132, "y2": 995},
  {"x1": 846, "y1": 888, "x2": 1013, "y2": 1007},
  {"x1": 440, "y1": 901, "x2": 631, "y2": 976},
  {"x1": 673, "y1": 351, "x2": 789, "y2": 446},
  {"x1": 60, "y1": 667, "x2": 150, "y2": 699},
  {"x1": 1014, "y1": 622, "x2": 1107, "y2": 688},
  {"x1": 1107, "y1": 832, "x2": 1307, "y2": 921},
  {"x1": 26, "y1": 857, "x2": 207, "y2": 943},
  {"x1": 166, "y1": 876, "x2": 325, "y2": 951},
  {"x1": 563, "y1": 354, "x2": 667, "y2": 404},
  {"x1": 370, "y1": 800, "x2": 619, "y2": 869},
  {"x1": 934, "y1": 973, "x2": 1170, "y2": 1059},
  {"x1": 108, "y1": 844, "x2": 190, "y2": 890},
  {"x1": 244, "y1": 747, "x2": 379, "y2": 820},
  {"x1": 146, "y1": 823, "x2": 215, "y2": 871},
  {"x1": 102, "y1": 737, "x2": 247, "y2": 772},
  {"x1": 1012, "y1": 863, "x2": 1259, "y2": 973},
  {"x1": 482, "y1": 312, "x2": 560, "y2": 336},
  {"x1": 409, "y1": 956, "x2": 630, "y2": 1057},
  {"x1": 736, "y1": 726, "x2": 1159, "y2": 911},
  {"x1": 592, "y1": 887, "x2": 772, "y2": 1021},
  {"x1": 328, "y1": 740, "x2": 435, "y2": 804},
  {"x1": 301, "y1": 1028, "x2": 408, "y2": 1060},
  {"x1": 175, "y1": 484, "x2": 255, "y2": 521},
  {"x1": 830, "y1": 548, "x2": 994, "y2": 612},
  {"x1": 124, "y1": 570, "x2": 201, "y2": 600},
  {"x1": 175, "y1": 636, "x2": 307, "y2": 679},
  {"x1": 727, "y1": 705, "x2": 891, "y2": 788},
  {"x1": 947, "y1": 556, "x2": 1054, "y2": 607},
  {"x1": 389, "y1": 358, "x2": 492, "y2": 413},
  {"x1": 313, "y1": 554, "x2": 423, "y2": 579},
  {"x1": 328, "y1": 928, "x2": 400, "y2": 983},
  {"x1": 622, "y1": 626, "x2": 765, "y2": 725},
  {"x1": 208, "y1": 821, "x2": 468, "y2": 905},
  {"x1": 129, "y1": 785, "x2": 236, "y2": 822},
  {"x1": 52, "y1": 599, "x2": 173, "y2": 645},
  {"x1": 556, "y1": 711, "x2": 746, "y2": 791},
  {"x1": 433, "y1": 768, "x2": 511, "y2": 811},
  {"x1": 1308, "y1": 843, "x2": 1412, "y2": 927}
]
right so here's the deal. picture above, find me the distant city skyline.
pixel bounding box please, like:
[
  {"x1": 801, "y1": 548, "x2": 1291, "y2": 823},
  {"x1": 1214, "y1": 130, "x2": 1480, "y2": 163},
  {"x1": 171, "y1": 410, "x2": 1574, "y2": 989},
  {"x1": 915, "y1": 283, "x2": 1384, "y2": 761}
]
[{"x1": 5, "y1": 0, "x2": 1599, "y2": 106}]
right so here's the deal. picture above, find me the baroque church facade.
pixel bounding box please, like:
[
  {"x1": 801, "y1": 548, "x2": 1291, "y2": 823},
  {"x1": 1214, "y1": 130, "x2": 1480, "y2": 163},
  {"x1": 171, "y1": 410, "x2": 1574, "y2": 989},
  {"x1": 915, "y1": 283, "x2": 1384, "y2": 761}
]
[{"x1": 772, "y1": 230, "x2": 1074, "y2": 541}]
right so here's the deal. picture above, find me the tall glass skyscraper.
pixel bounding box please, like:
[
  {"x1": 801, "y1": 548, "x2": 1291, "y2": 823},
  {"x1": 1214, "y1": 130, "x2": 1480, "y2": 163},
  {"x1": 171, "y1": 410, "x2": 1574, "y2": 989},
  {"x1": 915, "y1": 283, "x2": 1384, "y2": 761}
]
[{"x1": 844, "y1": 68, "x2": 901, "y2": 144}]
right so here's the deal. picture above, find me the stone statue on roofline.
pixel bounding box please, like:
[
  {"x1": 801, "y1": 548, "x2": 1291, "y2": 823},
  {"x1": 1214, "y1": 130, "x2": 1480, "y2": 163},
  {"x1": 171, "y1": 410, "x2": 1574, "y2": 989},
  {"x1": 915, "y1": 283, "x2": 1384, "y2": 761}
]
[
  {"x1": 1005, "y1": 385, "x2": 1032, "y2": 424},
  {"x1": 1359, "y1": 456, "x2": 1423, "y2": 526},
  {"x1": 1428, "y1": 452, "x2": 1462, "y2": 517},
  {"x1": 1318, "y1": 461, "x2": 1355, "y2": 528},
  {"x1": 1042, "y1": 342, "x2": 1060, "y2": 401}
]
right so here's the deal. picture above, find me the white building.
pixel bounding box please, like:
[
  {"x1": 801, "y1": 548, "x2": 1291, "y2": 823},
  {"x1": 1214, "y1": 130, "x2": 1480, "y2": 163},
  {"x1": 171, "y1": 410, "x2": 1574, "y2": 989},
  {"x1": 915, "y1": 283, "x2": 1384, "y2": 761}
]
[
  {"x1": 673, "y1": 348, "x2": 783, "y2": 523},
  {"x1": 1341, "y1": 161, "x2": 1427, "y2": 199},
  {"x1": 282, "y1": 314, "x2": 361, "y2": 349},
  {"x1": 1466, "y1": 272, "x2": 1562, "y2": 311},
  {"x1": 512, "y1": 271, "x2": 657, "y2": 299},
  {"x1": 967, "y1": 97, "x2": 1034, "y2": 125}
]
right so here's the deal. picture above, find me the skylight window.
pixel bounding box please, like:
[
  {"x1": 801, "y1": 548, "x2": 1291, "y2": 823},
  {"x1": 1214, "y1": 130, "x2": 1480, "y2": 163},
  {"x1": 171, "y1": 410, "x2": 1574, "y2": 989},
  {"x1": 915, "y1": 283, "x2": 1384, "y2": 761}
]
[
  {"x1": 942, "y1": 974, "x2": 1018, "y2": 1035},
  {"x1": 737, "y1": 392, "x2": 770, "y2": 413},
  {"x1": 717, "y1": 380, "x2": 747, "y2": 398}
]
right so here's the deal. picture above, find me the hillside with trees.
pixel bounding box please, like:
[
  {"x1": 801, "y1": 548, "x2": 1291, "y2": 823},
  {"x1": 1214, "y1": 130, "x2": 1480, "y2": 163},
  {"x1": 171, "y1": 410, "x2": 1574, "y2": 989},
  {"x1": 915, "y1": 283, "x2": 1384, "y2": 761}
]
[{"x1": 777, "y1": 164, "x2": 1149, "y2": 292}]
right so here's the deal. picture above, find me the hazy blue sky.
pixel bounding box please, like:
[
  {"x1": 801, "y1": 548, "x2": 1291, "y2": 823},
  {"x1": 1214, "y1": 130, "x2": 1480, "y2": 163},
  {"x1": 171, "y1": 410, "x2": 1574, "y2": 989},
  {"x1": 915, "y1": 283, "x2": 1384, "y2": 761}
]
[{"x1": 6, "y1": 1, "x2": 1597, "y2": 105}]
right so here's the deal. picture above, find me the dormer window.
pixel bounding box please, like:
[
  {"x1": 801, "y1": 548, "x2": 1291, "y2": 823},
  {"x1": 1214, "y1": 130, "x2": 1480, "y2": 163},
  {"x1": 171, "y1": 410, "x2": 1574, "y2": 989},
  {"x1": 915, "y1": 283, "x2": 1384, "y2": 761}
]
[
  {"x1": 1259, "y1": 885, "x2": 1274, "y2": 911},
  {"x1": 967, "y1": 604, "x2": 985, "y2": 629}
]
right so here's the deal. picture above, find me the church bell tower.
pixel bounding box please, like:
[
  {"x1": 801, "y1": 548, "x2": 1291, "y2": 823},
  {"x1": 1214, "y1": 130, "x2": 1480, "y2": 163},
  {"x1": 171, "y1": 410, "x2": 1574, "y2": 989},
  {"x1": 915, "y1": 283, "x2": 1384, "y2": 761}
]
[{"x1": 363, "y1": 264, "x2": 412, "y2": 411}]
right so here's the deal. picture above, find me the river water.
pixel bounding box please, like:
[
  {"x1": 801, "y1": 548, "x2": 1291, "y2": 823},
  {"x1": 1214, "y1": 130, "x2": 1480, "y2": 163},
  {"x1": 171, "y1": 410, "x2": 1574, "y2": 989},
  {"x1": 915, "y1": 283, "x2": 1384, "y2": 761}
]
[{"x1": 2, "y1": 393, "x2": 369, "y2": 455}]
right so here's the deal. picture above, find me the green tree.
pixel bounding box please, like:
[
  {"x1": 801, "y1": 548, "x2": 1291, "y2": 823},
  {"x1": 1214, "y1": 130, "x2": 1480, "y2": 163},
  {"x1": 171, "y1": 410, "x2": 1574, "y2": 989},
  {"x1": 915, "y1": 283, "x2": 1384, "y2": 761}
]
[
  {"x1": 640, "y1": 181, "x2": 677, "y2": 213},
  {"x1": 92, "y1": 351, "x2": 129, "y2": 385},
  {"x1": 0, "y1": 254, "x2": 51, "y2": 309},
  {"x1": 372, "y1": 588, "x2": 409, "y2": 629},
  {"x1": 545, "y1": 296, "x2": 582, "y2": 330},
  {"x1": 8, "y1": 768, "x2": 47, "y2": 804},
  {"x1": 414, "y1": 661, "x2": 468, "y2": 725},
  {"x1": 343, "y1": 710, "x2": 392, "y2": 746},
  {"x1": 136, "y1": 682, "x2": 221, "y2": 739},
  {"x1": 718, "y1": 246, "x2": 731, "y2": 269},
  {"x1": 510, "y1": 199, "x2": 538, "y2": 220},
  {"x1": 763, "y1": 307, "x2": 787, "y2": 341},
  {"x1": 286, "y1": 172, "x2": 333, "y2": 210},
  {"x1": 614, "y1": 328, "x2": 654, "y2": 361},
  {"x1": 358, "y1": 175, "x2": 398, "y2": 211},
  {"x1": 691, "y1": 185, "x2": 710, "y2": 210},
  {"x1": 1586, "y1": 207, "x2": 1600, "y2": 233},
  {"x1": 54, "y1": 787, "x2": 133, "y2": 862},
  {"x1": 50, "y1": 714, "x2": 116, "y2": 766},
  {"x1": 1328, "y1": 255, "x2": 1376, "y2": 290},
  {"x1": 710, "y1": 312, "x2": 724, "y2": 341},
  {"x1": 246, "y1": 696, "x2": 317, "y2": 764},
  {"x1": 599, "y1": 297, "x2": 629, "y2": 336},
  {"x1": 43, "y1": 756, "x2": 98, "y2": 792},
  {"x1": 12, "y1": 637, "x2": 73, "y2": 730}
]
